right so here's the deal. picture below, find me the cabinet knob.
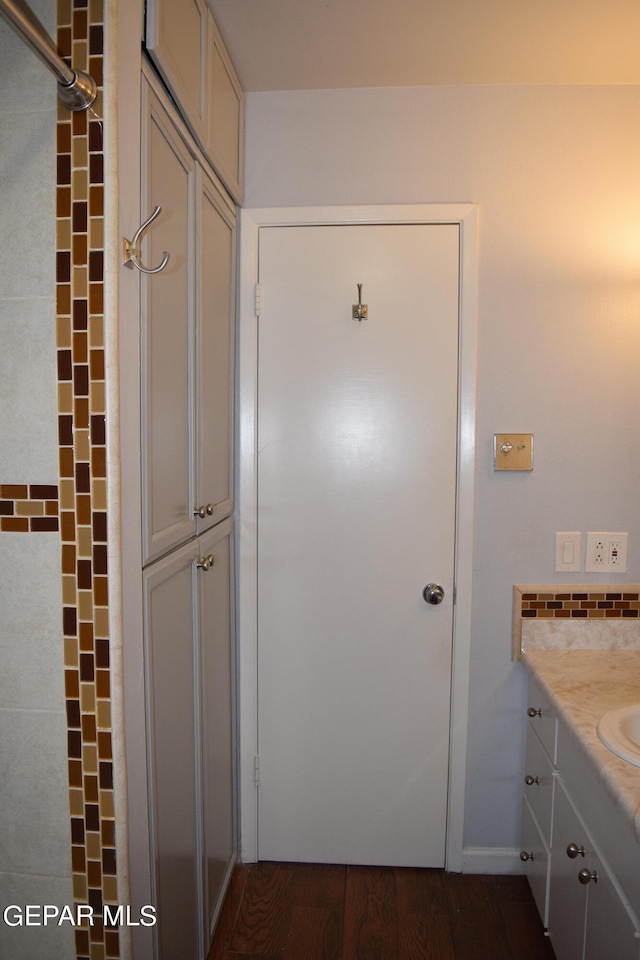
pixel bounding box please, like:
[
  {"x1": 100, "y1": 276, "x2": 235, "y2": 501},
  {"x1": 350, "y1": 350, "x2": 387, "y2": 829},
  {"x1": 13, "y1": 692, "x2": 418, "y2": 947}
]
[
  {"x1": 524, "y1": 775, "x2": 540, "y2": 786},
  {"x1": 578, "y1": 868, "x2": 598, "y2": 885},
  {"x1": 566, "y1": 843, "x2": 586, "y2": 859},
  {"x1": 527, "y1": 707, "x2": 542, "y2": 718},
  {"x1": 520, "y1": 851, "x2": 535, "y2": 862},
  {"x1": 194, "y1": 505, "x2": 207, "y2": 519},
  {"x1": 196, "y1": 554, "x2": 215, "y2": 571},
  {"x1": 206, "y1": 503, "x2": 214, "y2": 516}
]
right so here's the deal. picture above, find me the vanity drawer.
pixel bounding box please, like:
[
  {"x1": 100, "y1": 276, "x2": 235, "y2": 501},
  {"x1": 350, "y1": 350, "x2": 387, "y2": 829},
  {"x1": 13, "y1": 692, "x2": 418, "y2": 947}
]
[
  {"x1": 524, "y1": 724, "x2": 555, "y2": 844},
  {"x1": 527, "y1": 675, "x2": 557, "y2": 764}
]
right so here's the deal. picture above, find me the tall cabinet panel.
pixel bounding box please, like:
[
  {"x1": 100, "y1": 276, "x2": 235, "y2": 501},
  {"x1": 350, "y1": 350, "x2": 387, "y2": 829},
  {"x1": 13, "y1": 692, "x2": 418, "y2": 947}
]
[
  {"x1": 144, "y1": 545, "x2": 201, "y2": 960},
  {"x1": 142, "y1": 83, "x2": 197, "y2": 563},
  {"x1": 208, "y1": 16, "x2": 245, "y2": 203},
  {"x1": 146, "y1": 0, "x2": 209, "y2": 148},
  {"x1": 197, "y1": 168, "x2": 235, "y2": 532},
  {"x1": 199, "y1": 523, "x2": 236, "y2": 933}
]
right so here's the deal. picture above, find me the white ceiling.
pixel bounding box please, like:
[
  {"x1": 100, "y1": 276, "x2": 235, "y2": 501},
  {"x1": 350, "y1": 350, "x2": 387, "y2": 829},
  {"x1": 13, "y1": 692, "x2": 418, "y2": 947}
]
[{"x1": 208, "y1": 0, "x2": 640, "y2": 92}]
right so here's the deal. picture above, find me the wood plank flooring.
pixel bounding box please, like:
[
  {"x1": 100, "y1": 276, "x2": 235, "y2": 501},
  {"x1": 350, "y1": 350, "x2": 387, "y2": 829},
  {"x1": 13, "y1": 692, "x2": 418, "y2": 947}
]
[{"x1": 207, "y1": 863, "x2": 556, "y2": 960}]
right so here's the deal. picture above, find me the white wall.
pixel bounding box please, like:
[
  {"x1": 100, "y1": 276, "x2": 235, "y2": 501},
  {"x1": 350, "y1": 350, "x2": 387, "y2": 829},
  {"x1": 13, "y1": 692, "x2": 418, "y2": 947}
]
[
  {"x1": 243, "y1": 84, "x2": 640, "y2": 851},
  {"x1": 0, "y1": 4, "x2": 74, "y2": 956}
]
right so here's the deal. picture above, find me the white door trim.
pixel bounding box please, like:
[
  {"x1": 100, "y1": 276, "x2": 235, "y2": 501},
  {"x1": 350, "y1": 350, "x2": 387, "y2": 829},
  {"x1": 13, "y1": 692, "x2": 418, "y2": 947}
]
[{"x1": 236, "y1": 204, "x2": 478, "y2": 872}]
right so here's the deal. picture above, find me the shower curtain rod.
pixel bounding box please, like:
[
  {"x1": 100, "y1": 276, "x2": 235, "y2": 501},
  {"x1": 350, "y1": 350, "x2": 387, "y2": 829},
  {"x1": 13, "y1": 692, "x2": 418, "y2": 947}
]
[{"x1": 0, "y1": 0, "x2": 96, "y2": 110}]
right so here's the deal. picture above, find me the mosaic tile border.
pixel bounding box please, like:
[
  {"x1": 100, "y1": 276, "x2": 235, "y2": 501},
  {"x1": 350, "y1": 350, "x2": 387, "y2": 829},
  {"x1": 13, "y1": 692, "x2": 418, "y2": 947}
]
[
  {"x1": 0, "y1": 484, "x2": 59, "y2": 532},
  {"x1": 56, "y1": 2, "x2": 120, "y2": 958},
  {"x1": 521, "y1": 590, "x2": 640, "y2": 619},
  {"x1": 512, "y1": 584, "x2": 640, "y2": 660}
]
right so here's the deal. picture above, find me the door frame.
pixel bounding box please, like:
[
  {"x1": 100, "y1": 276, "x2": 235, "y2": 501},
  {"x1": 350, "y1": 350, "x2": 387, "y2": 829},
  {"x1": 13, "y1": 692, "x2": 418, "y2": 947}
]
[{"x1": 237, "y1": 204, "x2": 478, "y2": 872}]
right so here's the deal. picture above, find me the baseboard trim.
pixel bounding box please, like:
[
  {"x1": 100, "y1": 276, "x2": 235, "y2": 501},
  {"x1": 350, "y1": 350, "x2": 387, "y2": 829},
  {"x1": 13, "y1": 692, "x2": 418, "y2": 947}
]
[{"x1": 461, "y1": 846, "x2": 526, "y2": 875}]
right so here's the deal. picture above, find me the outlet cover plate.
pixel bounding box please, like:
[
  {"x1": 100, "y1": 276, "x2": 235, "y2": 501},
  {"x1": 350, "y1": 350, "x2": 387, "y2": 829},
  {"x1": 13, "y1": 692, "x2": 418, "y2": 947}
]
[{"x1": 585, "y1": 532, "x2": 628, "y2": 573}]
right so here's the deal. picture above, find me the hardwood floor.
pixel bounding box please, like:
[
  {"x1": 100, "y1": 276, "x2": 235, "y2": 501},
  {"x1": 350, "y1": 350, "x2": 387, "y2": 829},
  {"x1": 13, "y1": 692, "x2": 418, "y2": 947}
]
[{"x1": 207, "y1": 862, "x2": 556, "y2": 960}]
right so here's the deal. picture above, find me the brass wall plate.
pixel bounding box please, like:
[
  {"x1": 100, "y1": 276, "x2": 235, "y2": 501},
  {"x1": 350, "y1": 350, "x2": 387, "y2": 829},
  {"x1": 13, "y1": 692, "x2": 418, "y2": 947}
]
[{"x1": 494, "y1": 434, "x2": 533, "y2": 471}]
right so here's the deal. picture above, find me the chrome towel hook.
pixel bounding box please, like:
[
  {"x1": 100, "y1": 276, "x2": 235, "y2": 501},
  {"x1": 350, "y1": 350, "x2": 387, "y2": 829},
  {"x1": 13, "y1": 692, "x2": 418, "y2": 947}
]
[
  {"x1": 123, "y1": 206, "x2": 170, "y2": 275},
  {"x1": 352, "y1": 282, "x2": 368, "y2": 321}
]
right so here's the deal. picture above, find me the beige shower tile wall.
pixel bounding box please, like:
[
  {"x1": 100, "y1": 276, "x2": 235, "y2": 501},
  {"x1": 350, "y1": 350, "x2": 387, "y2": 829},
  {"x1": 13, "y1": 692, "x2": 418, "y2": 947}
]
[
  {"x1": 55, "y1": 1, "x2": 120, "y2": 958},
  {"x1": 0, "y1": 3, "x2": 74, "y2": 959}
]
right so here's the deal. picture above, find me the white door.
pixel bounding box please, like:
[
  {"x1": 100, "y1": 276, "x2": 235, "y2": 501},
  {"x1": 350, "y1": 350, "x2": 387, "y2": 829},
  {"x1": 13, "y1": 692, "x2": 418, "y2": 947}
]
[{"x1": 257, "y1": 223, "x2": 460, "y2": 867}]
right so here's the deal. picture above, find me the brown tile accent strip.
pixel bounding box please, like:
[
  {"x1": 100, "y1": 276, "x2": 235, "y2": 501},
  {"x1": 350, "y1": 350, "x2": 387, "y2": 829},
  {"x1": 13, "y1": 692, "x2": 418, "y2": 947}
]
[
  {"x1": 0, "y1": 484, "x2": 59, "y2": 532},
  {"x1": 521, "y1": 589, "x2": 640, "y2": 618},
  {"x1": 57, "y1": 2, "x2": 119, "y2": 959}
]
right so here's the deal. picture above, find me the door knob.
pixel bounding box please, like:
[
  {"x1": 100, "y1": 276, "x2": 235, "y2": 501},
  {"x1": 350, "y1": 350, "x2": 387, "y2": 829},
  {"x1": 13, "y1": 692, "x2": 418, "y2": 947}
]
[{"x1": 423, "y1": 583, "x2": 445, "y2": 605}]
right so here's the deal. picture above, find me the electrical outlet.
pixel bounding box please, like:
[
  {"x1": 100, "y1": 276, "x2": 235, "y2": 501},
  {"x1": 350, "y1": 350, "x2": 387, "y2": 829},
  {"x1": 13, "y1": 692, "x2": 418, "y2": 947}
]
[{"x1": 585, "y1": 532, "x2": 628, "y2": 573}]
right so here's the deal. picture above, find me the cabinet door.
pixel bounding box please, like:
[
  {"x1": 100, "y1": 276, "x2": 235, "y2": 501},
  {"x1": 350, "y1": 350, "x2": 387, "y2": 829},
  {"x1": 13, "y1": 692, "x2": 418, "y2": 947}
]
[
  {"x1": 523, "y1": 725, "x2": 554, "y2": 844},
  {"x1": 521, "y1": 796, "x2": 551, "y2": 928},
  {"x1": 142, "y1": 82, "x2": 197, "y2": 563},
  {"x1": 144, "y1": 542, "x2": 201, "y2": 960},
  {"x1": 207, "y1": 14, "x2": 244, "y2": 204},
  {"x1": 146, "y1": 0, "x2": 209, "y2": 147},
  {"x1": 199, "y1": 519, "x2": 236, "y2": 939},
  {"x1": 583, "y1": 848, "x2": 640, "y2": 960},
  {"x1": 195, "y1": 168, "x2": 235, "y2": 533},
  {"x1": 548, "y1": 781, "x2": 588, "y2": 960}
]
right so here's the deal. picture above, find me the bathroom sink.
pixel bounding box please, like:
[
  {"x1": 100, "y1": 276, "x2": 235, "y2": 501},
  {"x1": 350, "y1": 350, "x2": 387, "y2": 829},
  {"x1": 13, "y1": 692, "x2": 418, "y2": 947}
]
[{"x1": 597, "y1": 704, "x2": 640, "y2": 767}]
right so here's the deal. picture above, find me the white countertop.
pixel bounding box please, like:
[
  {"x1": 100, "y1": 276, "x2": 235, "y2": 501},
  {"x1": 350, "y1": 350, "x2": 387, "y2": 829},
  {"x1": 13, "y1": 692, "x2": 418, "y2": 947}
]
[{"x1": 523, "y1": 649, "x2": 640, "y2": 841}]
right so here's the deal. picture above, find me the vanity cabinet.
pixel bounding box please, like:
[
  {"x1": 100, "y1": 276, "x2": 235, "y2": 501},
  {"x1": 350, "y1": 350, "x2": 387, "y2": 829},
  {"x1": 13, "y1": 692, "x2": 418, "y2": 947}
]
[
  {"x1": 521, "y1": 675, "x2": 640, "y2": 960},
  {"x1": 141, "y1": 76, "x2": 235, "y2": 566},
  {"x1": 146, "y1": 0, "x2": 245, "y2": 202},
  {"x1": 143, "y1": 518, "x2": 236, "y2": 959}
]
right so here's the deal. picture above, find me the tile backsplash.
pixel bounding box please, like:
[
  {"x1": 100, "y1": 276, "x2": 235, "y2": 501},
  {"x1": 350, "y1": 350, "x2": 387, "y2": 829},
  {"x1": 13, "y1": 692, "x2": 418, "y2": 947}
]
[{"x1": 513, "y1": 584, "x2": 640, "y2": 659}]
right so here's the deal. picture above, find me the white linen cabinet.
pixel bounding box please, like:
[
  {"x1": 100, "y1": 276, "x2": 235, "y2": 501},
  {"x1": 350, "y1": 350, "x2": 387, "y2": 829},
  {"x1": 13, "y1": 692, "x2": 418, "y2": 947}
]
[{"x1": 138, "y1": 69, "x2": 237, "y2": 959}]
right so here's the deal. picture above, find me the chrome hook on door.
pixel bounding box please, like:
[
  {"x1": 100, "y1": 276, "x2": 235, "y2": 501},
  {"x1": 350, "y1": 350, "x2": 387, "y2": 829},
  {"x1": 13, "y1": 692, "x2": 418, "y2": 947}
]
[
  {"x1": 352, "y1": 282, "x2": 368, "y2": 321},
  {"x1": 123, "y1": 206, "x2": 170, "y2": 275}
]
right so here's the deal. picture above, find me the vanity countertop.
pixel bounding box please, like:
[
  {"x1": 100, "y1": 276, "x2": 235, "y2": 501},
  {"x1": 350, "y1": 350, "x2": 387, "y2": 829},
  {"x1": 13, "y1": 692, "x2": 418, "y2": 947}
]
[{"x1": 523, "y1": 649, "x2": 640, "y2": 841}]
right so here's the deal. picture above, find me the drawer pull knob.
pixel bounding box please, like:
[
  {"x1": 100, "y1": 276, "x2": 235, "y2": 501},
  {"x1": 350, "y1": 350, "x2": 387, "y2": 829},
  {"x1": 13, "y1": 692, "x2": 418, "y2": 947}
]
[
  {"x1": 527, "y1": 707, "x2": 542, "y2": 718},
  {"x1": 195, "y1": 505, "x2": 207, "y2": 518},
  {"x1": 206, "y1": 503, "x2": 214, "y2": 516},
  {"x1": 520, "y1": 851, "x2": 535, "y2": 862},
  {"x1": 567, "y1": 843, "x2": 585, "y2": 859},
  {"x1": 578, "y1": 868, "x2": 598, "y2": 885},
  {"x1": 524, "y1": 775, "x2": 540, "y2": 786},
  {"x1": 196, "y1": 554, "x2": 215, "y2": 571}
]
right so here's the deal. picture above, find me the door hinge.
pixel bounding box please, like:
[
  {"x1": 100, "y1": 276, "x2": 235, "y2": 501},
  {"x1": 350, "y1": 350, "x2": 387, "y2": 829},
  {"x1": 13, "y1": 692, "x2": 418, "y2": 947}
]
[
  {"x1": 453, "y1": 585, "x2": 457, "y2": 605},
  {"x1": 255, "y1": 282, "x2": 261, "y2": 316},
  {"x1": 254, "y1": 754, "x2": 261, "y2": 786}
]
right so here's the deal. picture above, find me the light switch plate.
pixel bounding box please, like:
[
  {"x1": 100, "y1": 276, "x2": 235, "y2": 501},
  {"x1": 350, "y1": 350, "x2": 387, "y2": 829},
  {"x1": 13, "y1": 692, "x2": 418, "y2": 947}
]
[
  {"x1": 555, "y1": 532, "x2": 582, "y2": 572},
  {"x1": 494, "y1": 434, "x2": 533, "y2": 471}
]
